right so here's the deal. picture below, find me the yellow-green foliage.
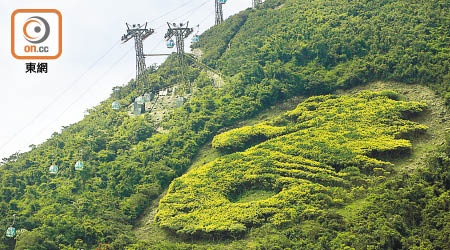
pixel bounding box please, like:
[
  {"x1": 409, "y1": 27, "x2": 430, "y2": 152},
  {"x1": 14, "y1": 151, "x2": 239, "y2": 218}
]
[
  {"x1": 212, "y1": 123, "x2": 287, "y2": 152},
  {"x1": 156, "y1": 92, "x2": 427, "y2": 237}
]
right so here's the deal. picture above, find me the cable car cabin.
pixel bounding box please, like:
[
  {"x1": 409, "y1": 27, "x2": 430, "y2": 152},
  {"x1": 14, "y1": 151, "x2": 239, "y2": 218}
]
[
  {"x1": 49, "y1": 165, "x2": 58, "y2": 174},
  {"x1": 176, "y1": 96, "x2": 186, "y2": 108},
  {"x1": 75, "y1": 161, "x2": 83, "y2": 171},
  {"x1": 136, "y1": 96, "x2": 146, "y2": 105},
  {"x1": 133, "y1": 102, "x2": 145, "y2": 116},
  {"x1": 6, "y1": 226, "x2": 16, "y2": 238},
  {"x1": 112, "y1": 101, "x2": 121, "y2": 110},
  {"x1": 167, "y1": 40, "x2": 175, "y2": 48},
  {"x1": 219, "y1": 0, "x2": 227, "y2": 3},
  {"x1": 192, "y1": 35, "x2": 199, "y2": 43}
]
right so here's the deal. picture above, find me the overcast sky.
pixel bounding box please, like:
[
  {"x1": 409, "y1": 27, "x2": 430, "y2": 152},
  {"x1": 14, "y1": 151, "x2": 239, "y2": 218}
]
[{"x1": 0, "y1": 0, "x2": 251, "y2": 160}]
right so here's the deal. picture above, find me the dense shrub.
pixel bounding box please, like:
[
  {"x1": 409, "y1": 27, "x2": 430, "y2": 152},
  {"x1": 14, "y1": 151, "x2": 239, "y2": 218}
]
[{"x1": 156, "y1": 92, "x2": 426, "y2": 238}]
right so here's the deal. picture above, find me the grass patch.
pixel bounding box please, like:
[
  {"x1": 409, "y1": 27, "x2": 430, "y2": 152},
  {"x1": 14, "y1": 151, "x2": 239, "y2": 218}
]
[
  {"x1": 231, "y1": 189, "x2": 278, "y2": 203},
  {"x1": 335, "y1": 198, "x2": 370, "y2": 221}
]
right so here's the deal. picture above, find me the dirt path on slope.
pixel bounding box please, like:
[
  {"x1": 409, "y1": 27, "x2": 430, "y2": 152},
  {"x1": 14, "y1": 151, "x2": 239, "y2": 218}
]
[{"x1": 132, "y1": 190, "x2": 169, "y2": 242}]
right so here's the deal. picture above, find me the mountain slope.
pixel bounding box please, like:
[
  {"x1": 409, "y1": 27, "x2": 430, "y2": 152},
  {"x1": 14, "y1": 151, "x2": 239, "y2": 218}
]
[
  {"x1": 196, "y1": 0, "x2": 450, "y2": 101},
  {"x1": 130, "y1": 82, "x2": 450, "y2": 249},
  {"x1": 156, "y1": 91, "x2": 427, "y2": 237},
  {"x1": 1, "y1": 0, "x2": 450, "y2": 249}
]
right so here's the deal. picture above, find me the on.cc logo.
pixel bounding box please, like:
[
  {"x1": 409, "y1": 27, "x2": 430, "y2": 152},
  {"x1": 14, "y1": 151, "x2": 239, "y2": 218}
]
[
  {"x1": 23, "y1": 16, "x2": 50, "y2": 44},
  {"x1": 11, "y1": 9, "x2": 62, "y2": 60}
]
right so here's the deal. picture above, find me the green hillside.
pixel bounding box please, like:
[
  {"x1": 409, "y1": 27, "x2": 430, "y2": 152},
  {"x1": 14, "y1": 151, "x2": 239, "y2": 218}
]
[
  {"x1": 157, "y1": 92, "x2": 426, "y2": 236},
  {"x1": 1, "y1": 0, "x2": 450, "y2": 249}
]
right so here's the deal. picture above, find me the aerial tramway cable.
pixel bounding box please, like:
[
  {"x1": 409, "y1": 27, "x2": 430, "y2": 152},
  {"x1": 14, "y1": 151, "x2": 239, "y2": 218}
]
[{"x1": 0, "y1": 0, "x2": 214, "y2": 154}]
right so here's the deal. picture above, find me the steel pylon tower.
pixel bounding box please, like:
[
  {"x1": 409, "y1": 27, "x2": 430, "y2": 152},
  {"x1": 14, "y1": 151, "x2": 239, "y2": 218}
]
[
  {"x1": 215, "y1": 0, "x2": 224, "y2": 25},
  {"x1": 164, "y1": 22, "x2": 193, "y2": 66},
  {"x1": 253, "y1": 0, "x2": 263, "y2": 8},
  {"x1": 121, "y1": 23, "x2": 154, "y2": 85}
]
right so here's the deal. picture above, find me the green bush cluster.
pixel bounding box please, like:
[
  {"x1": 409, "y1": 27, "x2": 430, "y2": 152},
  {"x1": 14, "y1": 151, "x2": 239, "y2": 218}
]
[
  {"x1": 212, "y1": 123, "x2": 287, "y2": 152},
  {"x1": 156, "y1": 92, "x2": 426, "y2": 238}
]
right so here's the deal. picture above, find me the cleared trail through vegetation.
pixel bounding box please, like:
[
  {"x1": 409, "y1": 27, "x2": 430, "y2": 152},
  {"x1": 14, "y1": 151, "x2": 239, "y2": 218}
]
[
  {"x1": 133, "y1": 190, "x2": 168, "y2": 242},
  {"x1": 191, "y1": 48, "x2": 225, "y2": 88}
]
